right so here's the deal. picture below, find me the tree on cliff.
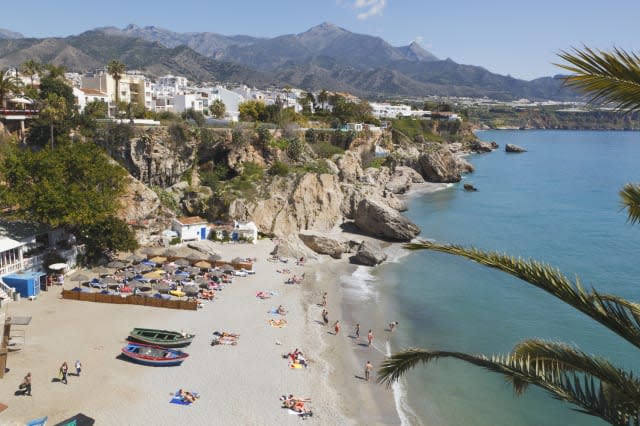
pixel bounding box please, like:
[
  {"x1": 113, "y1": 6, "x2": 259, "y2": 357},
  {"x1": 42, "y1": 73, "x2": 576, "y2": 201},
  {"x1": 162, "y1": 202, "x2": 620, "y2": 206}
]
[
  {"x1": 378, "y1": 47, "x2": 640, "y2": 426},
  {"x1": 0, "y1": 143, "x2": 127, "y2": 228}
]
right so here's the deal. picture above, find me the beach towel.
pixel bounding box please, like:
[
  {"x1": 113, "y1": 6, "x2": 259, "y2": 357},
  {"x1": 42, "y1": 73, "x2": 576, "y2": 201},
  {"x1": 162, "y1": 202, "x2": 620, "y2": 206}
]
[
  {"x1": 268, "y1": 308, "x2": 281, "y2": 315},
  {"x1": 170, "y1": 390, "x2": 199, "y2": 405},
  {"x1": 289, "y1": 363, "x2": 304, "y2": 369}
]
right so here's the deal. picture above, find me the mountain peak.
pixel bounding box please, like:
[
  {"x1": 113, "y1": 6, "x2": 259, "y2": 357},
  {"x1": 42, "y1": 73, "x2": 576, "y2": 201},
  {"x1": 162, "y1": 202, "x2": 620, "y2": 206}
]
[
  {"x1": 302, "y1": 22, "x2": 346, "y2": 36},
  {"x1": 124, "y1": 24, "x2": 140, "y2": 31},
  {"x1": 398, "y1": 41, "x2": 439, "y2": 62}
]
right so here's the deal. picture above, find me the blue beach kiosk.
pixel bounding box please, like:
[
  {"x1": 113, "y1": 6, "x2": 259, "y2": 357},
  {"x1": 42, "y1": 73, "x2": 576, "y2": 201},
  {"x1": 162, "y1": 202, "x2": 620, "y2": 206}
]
[{"x1": 2, "y1": 271, "x2": 45, "y2": 299}]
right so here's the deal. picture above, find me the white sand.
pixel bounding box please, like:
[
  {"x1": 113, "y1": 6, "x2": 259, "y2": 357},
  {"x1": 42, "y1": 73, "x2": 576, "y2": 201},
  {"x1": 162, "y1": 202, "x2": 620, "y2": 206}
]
[{"x1": 0, "y1": 240, "x2": 353, "y2": 425}]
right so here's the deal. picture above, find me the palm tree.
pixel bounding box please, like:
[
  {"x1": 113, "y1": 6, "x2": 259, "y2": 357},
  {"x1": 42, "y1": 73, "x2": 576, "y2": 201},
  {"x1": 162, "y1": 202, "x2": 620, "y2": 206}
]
[
  {"x1": 107, "y1": 60, "x2": 126, "y2": 116},
  {"x1": 0, "y1": 69, "x2": 22, "y2": 108},
  {"x1": 40, "y1": 93, "x2": 67, "y2": 150},
  {"x1": 378, "y1": 47, "x2": 640, "y2": 426},
  {"x1": 21, "y1": 60, "x2": 42, "y2": 88}
]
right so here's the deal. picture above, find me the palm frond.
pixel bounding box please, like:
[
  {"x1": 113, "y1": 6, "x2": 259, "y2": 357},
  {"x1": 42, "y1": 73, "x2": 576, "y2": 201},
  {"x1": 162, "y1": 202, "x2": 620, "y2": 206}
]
[
  {"x1": 555, "y1": 47, "x2": 640, "y2": 112},
  {"x1": 620, "y1": 183, "x2": 640, "y2": 225},
  {"x1": 378, "y1": 348, "x2": 640, "y2": 425},
  {"x1": 405, "y1": 242, "x2": 640, "y2": 349},
  {"x1": 509, "y1": 339, "x2": 640, "y2": 405}
]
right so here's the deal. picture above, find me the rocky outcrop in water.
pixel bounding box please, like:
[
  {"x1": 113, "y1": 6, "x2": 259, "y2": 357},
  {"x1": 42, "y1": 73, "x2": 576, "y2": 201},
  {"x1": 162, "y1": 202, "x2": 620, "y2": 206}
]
[
  {"x1": 505, "y1": 144, "x2": 527, "y2": 153},
  {"x1": 418, "y1": 146, "x2": 463, "y2": 183},
  {"x1": 470, "y1": 140, "x2": 499, "y2": 153},
  {"x1": 354, "y1": 198, "x2": 420, "y2": 241}
]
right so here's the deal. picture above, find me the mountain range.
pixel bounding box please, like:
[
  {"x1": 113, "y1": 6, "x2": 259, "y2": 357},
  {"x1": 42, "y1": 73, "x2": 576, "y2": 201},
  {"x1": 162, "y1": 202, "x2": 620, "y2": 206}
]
[{"x1": 0, "y1": 23, "x2": 578, "y2": 101}]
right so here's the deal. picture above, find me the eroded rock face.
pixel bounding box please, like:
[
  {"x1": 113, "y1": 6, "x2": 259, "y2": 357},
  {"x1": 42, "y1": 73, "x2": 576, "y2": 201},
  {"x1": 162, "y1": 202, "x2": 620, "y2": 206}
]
[
  {"x1": 229, "y1": 173, "x2": 344, "y2": 237},
  {"x1": 506, "y1": 144, "x2": 527, "y2": 153},
  {"x1": 116, "y1": 175, "x2": 166, "y2": 244},
  {"x1": 352, "y1": 240, "x2": 388, "y2": 266},
  {"x1": 99, "y1": 126, "x2": 196, "y2": 188},
  {"x1": 298, "y1": 231, "x2": 348, "y2": 259},
  {"x1": 354, "y1": 198, "x2": 420, "y2": 241},
  {"x1": 336, "y1": 151, "x2": 363, "y2": 184},
  {"x1": 418, "y1": 146, "x2": 462, "y2": 183}
]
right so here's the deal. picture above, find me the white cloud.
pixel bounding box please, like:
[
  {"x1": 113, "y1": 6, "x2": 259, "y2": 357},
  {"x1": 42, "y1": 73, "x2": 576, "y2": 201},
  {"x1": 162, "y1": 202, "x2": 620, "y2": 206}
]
[
  {"x1": 414, "y1": 35, "x2": 424, "y2": 44},
  {"x1": 353, "y1": 0, "x2": 388, "y2": 20}
]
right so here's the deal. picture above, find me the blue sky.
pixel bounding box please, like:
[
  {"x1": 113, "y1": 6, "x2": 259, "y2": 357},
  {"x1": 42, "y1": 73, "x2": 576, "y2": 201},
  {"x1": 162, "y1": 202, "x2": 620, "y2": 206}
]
[{"x1": 3, "y1": 0, "x2": 639, "y2": 80}]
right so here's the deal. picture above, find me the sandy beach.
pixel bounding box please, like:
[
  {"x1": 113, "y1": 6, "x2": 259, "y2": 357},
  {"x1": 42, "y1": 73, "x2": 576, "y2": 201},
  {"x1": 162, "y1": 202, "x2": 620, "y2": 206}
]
[{"x1": 0, "y1": 239, "x2": 376, "y2": 425}]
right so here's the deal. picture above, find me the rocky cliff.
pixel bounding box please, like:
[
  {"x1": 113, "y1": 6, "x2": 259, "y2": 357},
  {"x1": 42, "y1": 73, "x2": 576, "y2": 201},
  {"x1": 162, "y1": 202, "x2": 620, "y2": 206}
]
[{"x1": 97, "y1": 125, "x2": 196, "y2": 188}]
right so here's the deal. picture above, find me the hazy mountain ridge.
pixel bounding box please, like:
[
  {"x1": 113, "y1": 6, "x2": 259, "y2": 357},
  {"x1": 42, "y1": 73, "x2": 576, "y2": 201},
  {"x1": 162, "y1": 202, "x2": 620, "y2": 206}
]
[
  {"x1": 0, "y1": 28, "x2": 24, "y2": 39},
  {"x1": 0, "y1": 23, "x2": 579, "y2": 101}
]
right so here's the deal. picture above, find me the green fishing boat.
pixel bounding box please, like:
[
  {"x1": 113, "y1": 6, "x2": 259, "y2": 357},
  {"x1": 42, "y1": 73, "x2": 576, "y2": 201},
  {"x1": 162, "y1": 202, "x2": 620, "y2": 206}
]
[{"x1": 127, "y1": 328, "x2": 195, "y2": 348}]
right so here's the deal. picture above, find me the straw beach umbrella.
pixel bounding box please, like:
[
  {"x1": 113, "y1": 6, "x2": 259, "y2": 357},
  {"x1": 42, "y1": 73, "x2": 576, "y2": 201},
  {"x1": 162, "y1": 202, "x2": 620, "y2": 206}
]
[
  {"x1": 107, "y1": 260, "x2": 126, "y2": 269},
  {"x1": 194, "y1": 260, "x2": 211, "y2": 269},
  {"x1": 174, "y1": 259, "x2": 190, "y2": 267}
]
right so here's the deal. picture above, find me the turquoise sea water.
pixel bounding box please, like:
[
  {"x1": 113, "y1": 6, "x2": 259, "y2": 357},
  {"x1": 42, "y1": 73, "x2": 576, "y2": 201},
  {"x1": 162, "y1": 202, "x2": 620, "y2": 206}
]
[{"x1": 373, "y1": 130, "x2": 640, "y2": 425}]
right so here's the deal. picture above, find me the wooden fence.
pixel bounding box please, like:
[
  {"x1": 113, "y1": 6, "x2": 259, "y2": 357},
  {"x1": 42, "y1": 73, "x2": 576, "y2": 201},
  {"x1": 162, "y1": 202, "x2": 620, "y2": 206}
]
[{"x1": 61, "y1": 290, "x2": 197, "y2": 311}]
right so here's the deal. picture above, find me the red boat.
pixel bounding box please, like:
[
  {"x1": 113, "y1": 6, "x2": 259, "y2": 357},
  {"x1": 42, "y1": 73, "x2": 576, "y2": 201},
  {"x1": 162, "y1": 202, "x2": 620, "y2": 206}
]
[{"x1": 120, "y1": 342, "x2": 188, "y2": 366}]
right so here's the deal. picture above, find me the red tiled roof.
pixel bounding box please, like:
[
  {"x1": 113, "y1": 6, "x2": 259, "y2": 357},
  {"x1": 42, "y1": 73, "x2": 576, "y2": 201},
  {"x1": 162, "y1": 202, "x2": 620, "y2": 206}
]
[{"x1": 175, "y1": 216, "x2": 207, "y2": 225}]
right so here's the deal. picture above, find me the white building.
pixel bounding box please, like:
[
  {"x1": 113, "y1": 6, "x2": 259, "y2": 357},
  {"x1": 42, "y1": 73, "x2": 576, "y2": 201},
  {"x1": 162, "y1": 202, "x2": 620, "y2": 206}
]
[
  {"x1": 73, "y1": 87, "x2": 109, "y2": 113},
  {"x1": 172, "y1": 217, "x2": 209, "y2": 242},
  {"x1": 232, "y1": 222, "x2": 258, "y2": 244},
  {"x1": 173, "y1": 93, "x2": 205, "y2": 114}
]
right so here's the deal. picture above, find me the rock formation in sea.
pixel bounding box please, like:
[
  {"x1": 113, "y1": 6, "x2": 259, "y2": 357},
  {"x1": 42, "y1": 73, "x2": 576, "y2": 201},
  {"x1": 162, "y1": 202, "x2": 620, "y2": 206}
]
[{"x1": 505, "y1": 143, "x2": 527, "y2": 153}]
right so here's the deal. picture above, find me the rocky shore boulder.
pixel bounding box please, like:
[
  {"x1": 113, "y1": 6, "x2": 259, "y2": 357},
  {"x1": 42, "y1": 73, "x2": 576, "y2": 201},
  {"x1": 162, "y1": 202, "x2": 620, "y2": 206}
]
[
  {"x1": 352, "y1": 241, "x2": 388, "y2": 266},
  {"x1": 354, "y1": 199, "x2": 420, "y2": 241},
  {"x1": 505, "y1": 144, "x2": 527, "y2": 153},
  {"x1": 418, "y1": 146, "x2": 462, "y2": 183},
  {"x1": 299, "y1": 231, "x2": 348, "y2": 259},
  {"x1": 470, "y1": 140, "x2": 499, "y2": 153},
  {"x1": 385, "y1": 166, "x2": 425, "y2": 194}
]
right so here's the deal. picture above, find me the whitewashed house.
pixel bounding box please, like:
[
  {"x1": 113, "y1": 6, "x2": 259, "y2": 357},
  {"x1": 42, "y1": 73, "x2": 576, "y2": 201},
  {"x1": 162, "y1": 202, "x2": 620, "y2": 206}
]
[
  {"x1": 73, "y1": 87, "x2": 109, "y2": 113},
  {"x1": 173, "y1": 94, "x2": 204, "y2": 114},
  {"x1": 232, "y1": 221, "x2": 258, "y2": 244},
  {"x1": 172, "y1": 217, "x2": 209, "y2": 242}
]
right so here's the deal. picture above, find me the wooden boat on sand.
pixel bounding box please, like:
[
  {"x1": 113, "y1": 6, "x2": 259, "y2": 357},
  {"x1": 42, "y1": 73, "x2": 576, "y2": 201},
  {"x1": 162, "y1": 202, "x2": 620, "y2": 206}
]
[
  {"x1": 120, "y1": 342, "x2": 188, "y2": 366},
  {"x1": 127, "y1": 328, "x2": 195, "y2": 348}
]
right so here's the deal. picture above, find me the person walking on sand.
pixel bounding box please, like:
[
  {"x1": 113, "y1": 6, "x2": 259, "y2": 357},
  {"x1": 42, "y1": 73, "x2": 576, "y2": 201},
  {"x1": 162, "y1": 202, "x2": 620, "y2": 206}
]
[
  {"x1": 322, "y1": 292, "x2": 328, "y2": 307},
  {"x1": 75, "y1": 360, "x2": 82, "y2": 377},
  {"x1": 389, "y1": 321, "x2": 399, "y2": 332},
  {"x1": 59, "y1": 362, "x2": 68, "y2": 384},
  {"x1": 354, "y1": 323, "x2": 360, "y2": 339},
  {"x1": 334, "y1": 320, "x2": 340, "y2": 335},
  {"x1": 367, "y1": 330, "x2": 373, "y2": 347},
  {"x1": 322, "y1": 309, "x2": 329, "y2": 325},
  {"x1": 365, "y1": 361, "x2": 373, "y2": 381}
]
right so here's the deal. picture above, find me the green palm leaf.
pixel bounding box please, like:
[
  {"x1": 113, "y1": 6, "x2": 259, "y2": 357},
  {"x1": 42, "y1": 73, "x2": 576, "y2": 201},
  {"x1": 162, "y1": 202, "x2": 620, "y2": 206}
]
[
  {"x1": 405, "y1": 242, "x2": 640, "y2": 349},
  {"x1": 509, "y1": 340, "x2": 640, "y2": 406},
  {"x1": 620, "y1": 183, "x2": 640, "y2": 225},
  {"x1": 556, "y1": 47, "x2": 640, "y2": 112},
  {"x1": 378, "y1": 347, "x2": 640, "y2": 426}
]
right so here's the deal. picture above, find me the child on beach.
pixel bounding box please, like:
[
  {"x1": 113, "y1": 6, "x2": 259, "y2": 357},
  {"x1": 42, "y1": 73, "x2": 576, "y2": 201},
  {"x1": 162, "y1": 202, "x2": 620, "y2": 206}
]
[
  {"x1": 322, "y1": 309, "x2": 329, "y2": 325},
  {"x1": 334, "y1": 320, "x2": 340, "y2": 335},
  {"x1": 367, "y1": 330, "x2": 373, "y2": 347},
  {"x1": 354, "y1": 323, "x2": 360, "y2": 338},
  {"x1": 75, "y1": 360, "x2": 82, "y2": 376}
]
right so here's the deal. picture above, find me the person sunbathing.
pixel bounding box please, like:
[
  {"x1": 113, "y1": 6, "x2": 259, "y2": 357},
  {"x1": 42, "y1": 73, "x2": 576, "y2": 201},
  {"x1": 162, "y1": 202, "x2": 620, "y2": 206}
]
[
  {"x1": 269, "y1": 319, "x2": 287, "y2": 327},
  {"x1": 276, "y1": 305, "x2": 287, "y2": 315},
  {"x1": 211, "y1": 336, "x2": 238, "y2": 345},
  {"x1": 214, "y1": 331, "x2": 240, "y2": 338},
  {"x1": 179, "y1": 389, "x2": 198, "y2": 403}
]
